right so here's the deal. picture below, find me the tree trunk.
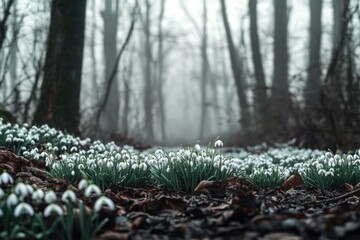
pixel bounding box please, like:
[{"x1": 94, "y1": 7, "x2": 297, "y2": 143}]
[
  {"x1": 199, "y1": 0, "x2": 208, "y2": 140},
  {"x1": 157, "y1": 0, "x2": 166, "y2": 142},
  {"x1": 220, "y1": 0, "x2": 250, "y2": 130},
  {"x1": 271, "y1": 0, "x2": 289, "y2": 127},
  {"x1": 90, "y1": 0, "x2": 99, "y2": 106},
  {"x1": 0, "y1": 0, "x2": 15, "y2": 50},
  {"x1": 33, "y1": 0, "x2": 86, "y2": 135},
  {"x1": 101, "y1": 0, "x2": 120, "y2": 132},
  {"x1": 304, "y1": 0, "x2": 322, "y2": 111},
  {"x1": 144, "y1": 0, "x2": 154, "y2": 141},
  {"x1": 248, "y1": 0, "x2": 268, "y2": 131}
]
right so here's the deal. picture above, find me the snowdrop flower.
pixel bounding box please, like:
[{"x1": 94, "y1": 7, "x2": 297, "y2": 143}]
[
  {"x1": 94, "y1": 196, "x2": 115, "y2": 212},
  {"x1": 214, "y1": 140, "x2": 224, "y2": 148},
  {"x1": 32, "y1": 189, "x2": 45, "y2": 202},
  {"x1": 44, "y1": 203, "x2": 64, "y2": 217},
  {"x1": 78, "y1": 179, "x2": 88, "y2": 191},
  {"x1": 70, "y1": 146, "x2": 78, "y2": 152},
  {"x1": 194, "y1": 144, "x2": 201, "y2": 152},
  {"x1": 184, "y1": 150, "x2": 191, "y2": 158},
  {"x1": 131, "y1": 163, "x2": 139, "y2": 170},
  {"x1": 14, "y1": 202, "x2": 34, "y2": 217},
  {"x1": 220, "y1": 165, "x2": 228, "y2": 172},
  {"x1": 139, "y1": 162, "x2": 147, "y2": 171},
  {"x1": 45, "y1": 190, "x2": 57, "y2": 204},
  {"x1": 106, "y1": 161, "x2": 114, "y2": 168},
  {"x1": 7, "y1": 193, "x2": 18, "y2": 207},
  {"x1": 0, "y1": 172, "x2": 13, "y2": 185},
  {"x1": 155, "y1": 149, "x2": 163, "y2": 155},
  {"x1": 61, "y1": 190, "x2": 77, "y2": 203},
  {"x1": 318, "y1": 169, "x2": 326, "y2": 175},
  {"x1": 15, "y1": 183, "x2": 33, "y2": 200},
  {"x1": 84, "y1": 184, "x2": 101, "y2": 197}
]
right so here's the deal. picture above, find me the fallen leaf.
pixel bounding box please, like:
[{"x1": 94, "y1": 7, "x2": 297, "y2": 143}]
[{"x1": 282, "y1": 173, "x2": 303, "y2": 190}]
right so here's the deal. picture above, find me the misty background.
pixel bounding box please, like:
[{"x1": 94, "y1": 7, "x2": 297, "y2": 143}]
[{"x1": 0, "y1": 0, "x2": 359, "y2": 149}]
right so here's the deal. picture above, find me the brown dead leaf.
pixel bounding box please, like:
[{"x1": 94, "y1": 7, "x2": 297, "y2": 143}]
[
  {"x1": 194, "y1": 180, "x2": 225, "y2": 198},
  {"x1": 344, "y1": 183, "x2": 354, "y2": 192},
  {"x1": 282, "y1": 173, "x2": 303, "y2": 190},
  {"x1": 0, "y1": 150, "x2": 32, "y2": 174},
  {"x1": 95, "y1": 231, "x2": 129, "y2": 240}
]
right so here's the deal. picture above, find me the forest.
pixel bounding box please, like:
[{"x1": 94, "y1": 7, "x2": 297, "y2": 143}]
[
  {"x1": 0, "y1": 0, "x2": 358, "y2": 149},
  {"x1": 1, "y1": 0, "x2": 360, "y2": 239}
]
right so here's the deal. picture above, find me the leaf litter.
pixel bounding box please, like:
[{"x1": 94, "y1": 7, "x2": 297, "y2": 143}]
[{"x1": 2, "y1": 149, "x2": 360, "y2": 239}]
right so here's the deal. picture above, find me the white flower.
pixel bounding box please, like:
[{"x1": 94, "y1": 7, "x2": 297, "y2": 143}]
[
  {"x1": 78, "y1": 179, "x2": 89, "y2": 191},
  {"x1": 184, "y1": 150, "x2": 191, "y2": 158},
  {"x1": 71, "y1": 171, "x2": 75, "y2": 176},
  {"x1": 318, "y1": 169, "x2": 326, "y2": 175},
  {"x1": 61, "y1": 190, "x2": 77, "y2": 203},
  {"x1": 194, "y1": 144, "x2": 201, "y2": 152},
  {"x1": 139, "y1": 162, "x2": 147, "y2": 171},
  {"x1": 14, "y1": 202, "x2": 34, "y2": 217},
  {"x1": 7, "y1": 193, "x2": 18, "y2": 207},
  {"x1": 45, "y1": 190, "x2": 57, "y2": 204},
  {"x1": 131, "y1": 164, "x2": 138, "y2": 170},
  {"x1": 44, "y1": 204, "x2": 64, "y2": 217},
  {"x1": 155, "y1": 149, "x2": 164, "y2": 155},
  {"x1": 84, "y1": 184, "x2": 101, "y2": 197},
  {"x1": 15, "y1": 183, "x2": 33, "y2": 200},
  {"x1": 0, "y1": 172, "x2": 13, "y2": 185},
  {"x1": 70, "y1": 146, "x2": 78, "y2": 152},
  {"x1": 32, "y1": 189, "x2": 45, "y2": 202},
  {"x1": 220, "y1": 165, "x2": 228, "y2": 172},
  {"x1": 94, "y1": 196, "x2": 115, "y2": 212},
  {"x1": 214, "y1": 140, "x2": 224, "y2": 148}
]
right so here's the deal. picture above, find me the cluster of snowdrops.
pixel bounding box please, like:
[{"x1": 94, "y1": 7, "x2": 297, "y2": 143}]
[{"x1": 2, "y1": 118, "x2": 360, "y2": 237}]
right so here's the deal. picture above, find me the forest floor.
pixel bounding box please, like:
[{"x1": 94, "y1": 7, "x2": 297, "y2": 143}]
[{"x1": 2, "y1": 149, "x2": 360, "y2": 240}]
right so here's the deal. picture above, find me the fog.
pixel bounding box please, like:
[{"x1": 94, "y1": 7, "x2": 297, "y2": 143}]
[{"x1": 1, "y1": 0, "x2": 360, "y2": 148}]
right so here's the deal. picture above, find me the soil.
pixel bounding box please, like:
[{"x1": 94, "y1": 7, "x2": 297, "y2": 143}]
[{"x1": 1, "y1": 149, "x2": 360, "y2": 239}]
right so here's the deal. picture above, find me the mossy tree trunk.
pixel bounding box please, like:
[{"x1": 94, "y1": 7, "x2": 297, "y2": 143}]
[{"x1": 33, "y1": 0, "x2": 86, "y2": 135}]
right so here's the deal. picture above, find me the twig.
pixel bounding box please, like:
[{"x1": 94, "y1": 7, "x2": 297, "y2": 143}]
[{"x1": 315, "y1": 187, "x2": 360, "y2": 204}]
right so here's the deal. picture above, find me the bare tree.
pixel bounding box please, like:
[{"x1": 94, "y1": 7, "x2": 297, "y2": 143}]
[
  {"x1": 304, "y1": 0, "x2": 322, "y2": 111},
  {"x1": 220, "y1": 0, "x2": 251, "y2": 130},
  {"x1": 156, "y1": 0, "x2": 166, "y2": 142},
  {"x1": 143, "y1": 0, "x2": 154, "y2": 141},
  {"x1": 101, "y1": 0, "x2": 120, "y2": 132},
  {"x1": 0, "y1": 0, "x2": 15, "y2": 50},
  {"x1": 271, "y1": 0, "x2": 289, "y2": 128},
  {"x1": 199, "y1": 0, "x2": 208, "y2": 140},
  {"x1": 33, "y1": 0, "x2": 87, "y2": 135},
  {"x1": 90, "y1": 0, "x2": 99, "y2": 105},
  {"x1": 248, "y1": 0, "x2": 268, "y2": 131}
]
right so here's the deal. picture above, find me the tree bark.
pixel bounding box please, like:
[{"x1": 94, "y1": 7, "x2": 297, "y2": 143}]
[
  {"x1": 157, "y1": 0, "x2": 166, "y2": 142},
  {"x1": 271, "y1": 0, "x2": 289, "y2": 127},
  {"x1": 199, "y1": 0, "x2": 208, "y2": 140},
  {"x1": 101, "y1": 0, "x2": 120, "y2": 132},
  {"x1": 304, "y1": 0, "x2": 322, "y2": 111},
  {"x1": 33, "y1": 0, "x2": 87, "y2": 135},
  {"x1": 248, "y1": 0, "x2": 268, "y2": 131},
  {"x1": 220, "y1": 0, "x2": 250, "y2": 130},
  {"x1": 144, "y1": 0, "x2": 154, "y2": 141}
]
